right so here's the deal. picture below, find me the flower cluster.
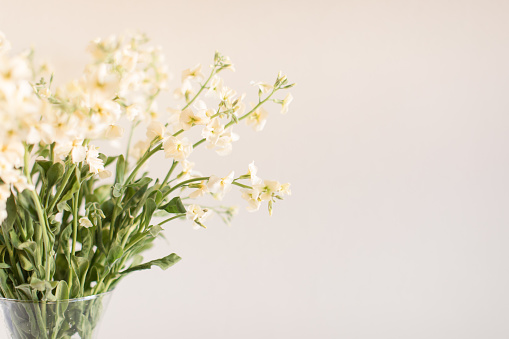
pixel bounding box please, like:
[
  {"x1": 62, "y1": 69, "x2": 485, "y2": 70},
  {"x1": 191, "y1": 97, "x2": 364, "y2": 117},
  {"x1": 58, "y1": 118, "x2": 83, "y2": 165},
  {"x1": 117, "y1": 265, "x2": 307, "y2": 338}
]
[{"x1": 0, "y1": 32, "x2": 294, "y2": 303}]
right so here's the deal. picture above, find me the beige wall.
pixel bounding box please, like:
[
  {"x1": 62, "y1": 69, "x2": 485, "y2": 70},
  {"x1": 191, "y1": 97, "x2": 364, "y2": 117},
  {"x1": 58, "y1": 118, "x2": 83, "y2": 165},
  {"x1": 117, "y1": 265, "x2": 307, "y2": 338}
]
[{"x1": 2, "y1": 0, "x2": 509, "y2": 337}]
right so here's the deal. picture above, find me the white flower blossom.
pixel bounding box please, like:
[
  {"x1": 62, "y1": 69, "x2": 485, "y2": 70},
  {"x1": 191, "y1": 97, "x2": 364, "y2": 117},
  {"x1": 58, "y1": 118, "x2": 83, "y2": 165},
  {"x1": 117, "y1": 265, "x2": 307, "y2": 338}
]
[
  {"x1": 247, "y1": 161, "x2": 263, "y2": 185},
  {"x1": 146, "y1": 120, "x2": 166, "y2": 140},
  {"x1": 201, "y1": 118, "x2": 225, "y2": 146},
  {"x1": 79, "y1": 217, "x2": 94, "y2": 228},
  {"x1": 130, "y1": 139, "x2": 150, "y2": 161},
  {"x1": 104, "y1": 124, "x2": 124, "y2": 139},
  {"x1": 182, "y1": 64, "x2": 204, "y2": 82},
  {"x1": 186, "y1": 204, "x2": 211, "y2": 227},
  {"x1": 205, "y1": 75, "x2": 223, "y2": 97},
  {"x1": 163, "y1": 135, "x2": 192, "y2": 161},
  {"x1": 280, "y1": 93, "x2": 293, "y2": 114},
  {"x1": 246, "y1": 106, "x2": 268, "y2": 132},
  {"x1": 207, "y1": 171, "x2": 234, "y2": 200},
  {"x1": 255, "y1": 180, "x2": 282, "y2": 201},
  {"x1": 86, "y1": 145, "x2": 105, "y2": 174},
  {"x1": 189, "y1": 181, "x2": 208, "y2": 199},
  {"x1": 214, "y1": 129, "x2": 239, "y2": 156},
  {"x1": 250, "y1": 81, "x2": 273, "y2": 94},
  {"x1": 179, "y1": 107, "x2": 210, "y2": 131},
  {"x1": 54, "y1": 139, "x2": 87, "y2": 163},
  {"x1": 240, "y1": 188, "x2": 262, "y2": 212}
]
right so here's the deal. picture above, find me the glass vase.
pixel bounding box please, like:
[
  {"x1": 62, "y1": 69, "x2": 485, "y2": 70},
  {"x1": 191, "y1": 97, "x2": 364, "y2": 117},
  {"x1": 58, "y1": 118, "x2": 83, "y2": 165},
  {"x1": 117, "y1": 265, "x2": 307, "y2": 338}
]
[{"x1": 0, "y1": 291, "x2": 113, "y2": 339}]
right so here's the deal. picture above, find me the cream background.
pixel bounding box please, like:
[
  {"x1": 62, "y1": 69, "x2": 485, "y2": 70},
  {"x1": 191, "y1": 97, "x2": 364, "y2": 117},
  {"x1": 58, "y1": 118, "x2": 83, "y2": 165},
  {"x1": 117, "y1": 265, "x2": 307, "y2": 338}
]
[{"x1": 2, "y1": 0, "x2": 509, "y2": 338}]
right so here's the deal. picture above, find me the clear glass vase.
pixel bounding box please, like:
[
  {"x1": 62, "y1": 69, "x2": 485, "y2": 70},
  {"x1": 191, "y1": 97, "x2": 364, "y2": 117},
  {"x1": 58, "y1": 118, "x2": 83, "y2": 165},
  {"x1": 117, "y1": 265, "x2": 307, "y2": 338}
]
[{"x1": 0, "y1": 291, "x2": 113, "y2": 339}]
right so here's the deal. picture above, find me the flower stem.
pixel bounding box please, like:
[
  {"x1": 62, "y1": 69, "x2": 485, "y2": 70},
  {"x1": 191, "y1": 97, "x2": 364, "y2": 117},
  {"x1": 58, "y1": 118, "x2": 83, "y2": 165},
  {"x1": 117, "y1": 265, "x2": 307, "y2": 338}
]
[
  {"x1": 181, "y1": 67, "x2": 217, "y2": 111},
  {"x1": 24, "y1": 144, "x2": 52, "y2": 281}
]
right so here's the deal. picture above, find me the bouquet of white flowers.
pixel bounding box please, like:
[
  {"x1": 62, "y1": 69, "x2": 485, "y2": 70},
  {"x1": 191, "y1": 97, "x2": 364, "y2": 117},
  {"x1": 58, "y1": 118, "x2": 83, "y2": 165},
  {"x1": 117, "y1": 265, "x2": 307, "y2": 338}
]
[{"x1": 0, "y1": 31, "x2": 293, "y2": 338}]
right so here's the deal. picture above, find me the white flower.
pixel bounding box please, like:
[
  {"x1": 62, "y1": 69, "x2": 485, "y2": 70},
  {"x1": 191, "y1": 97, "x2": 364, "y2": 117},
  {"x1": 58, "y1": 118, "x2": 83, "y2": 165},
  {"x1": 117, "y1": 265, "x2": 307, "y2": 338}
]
[
  {"x1": 86, "y1": 145, "x2": 105, "y2": 174},
  {"x1": 218, "y1": 87, "x2": 237, "y2": 107},
  {"x1": 214, "y1": 129, "x2": 239, "y2": 156},
  {"x1": 182, "y1": 64, "x2": 204, "y2": 82},
  {"x1": 255, "y1": 180, "x2": 282, "y2": 201},
  {"x1": 130, "y1": 139, "x2": 150, "y2": 161},
  {"x1": 54, "y1": 139, "x2": 87, "y2": 163},
  {"x1": 240, "y1": 188, "x2": 262, "y2": 212},
  {"x1": 146, "y1": 120, "x2": 166, "y2": 140},
  {"x1": 38, "y1": 87, "x2": 51, "y2": 99},
  {"x1": 0, "y1": 184, "x2": 11, "y2": 202},
  {"x1": 250, "y1": 81, "x2": 273, "y2": 94},
  {"x1": 179, "y1": 107, "x2": 209, "y2": 131},
  {"x1": 207, "y1": 171, "x2": 234, "y2": 200},
  {"x1": 205, "y1": 75, "x2": 223, "y2": 97},
  {"x1": 126, "y1": 104, "x2": 142, "y2": 121},
  {"x1": 201, "y1": 118, "x2": 225, "y2": 145},
  {"x1": 11, "y1": 174, "x2": 34, "y2": 192},
  {"x1": 186, "y1": 204, "x2": 210, "y2": 227},
  {"x1": 247, "y1": 161, "x2": 263, "y2": 185},
  {"x1": 246, "y1": 106, "x2": 268, "y2": 132},
  {"x1": 79, "y1": 217, "x2": 93, "y2": 228},
  {"x1": 104, "y1": 124, "x2": 124, "y2": 139},
  {"x1": 189, "y1": 181, "x2": 208, "y2": 199},
  {"x1": 179, "y1": 160, "x2": 195, "y2": 181},
  {"x1": 281, "y1": 93, "x2": 293, "y2": 114},
  {"x1": 173, "y1": 80, "x2": 194, "y2": 99},
  {"x1": 71, "y1": 140, "x2": 87, "y2": 164},
  {"x1": 163, "y1": 135, "x2": 192, "y2": 161},
  {"x1": 280, "y1": 183, "x2": 291, "y2": 196}
]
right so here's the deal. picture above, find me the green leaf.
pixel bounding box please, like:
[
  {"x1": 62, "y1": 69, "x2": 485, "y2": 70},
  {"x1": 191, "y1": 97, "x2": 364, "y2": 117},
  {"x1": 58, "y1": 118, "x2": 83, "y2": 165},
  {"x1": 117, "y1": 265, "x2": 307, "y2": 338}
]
[
  {"x1": 79, "y1": 228, "x2": 93, "y2": 259},
  {"x1": 1, "y1": 195, "x2": 16, "y2": 233},
  {"x1": 115, "y1": 155, "x2": 125, "y2": 184},
  {"x1": 149, "y1": 225, "x2": 163, "y2": 237},
  {"x1": 160, "y1": 197, "x2": 186, "y2": 214},
  {"x1": 119, "y1": 253, "x2": 181, "y2": 275},
  {"x1": 112, "y1": 183, "x2": 123, "y2": 198},
  {"x1": 0, "y1": 263, "x2": 10, "y2": 269},
  {"x1": 127, "y1": 177, "x2": 152, "y2": 188},
  {"x1": 47, "y1": 162, "x2": 65, "y2": 187},
  {"x1": 14, "y1": 284, "x2": 32, "y2": 299},
  {"x1": 107, "y1": 244, "x2": 123, "y2": 266},
  {"x1": 17, "y1": 241, "x2": 37, "y2": 257},
  {"x1": 88, "y1": 184, "x2": 111, "y2": 203},
  {"x1": 19, "y1": 252, "x2": 34, "y2": 271},
  {"x1": 29, "y1": 277, "x2": 48, "y2": 291},
  {"x1": 103, "y1": 154, "x2": 118, "y2": 167},
  {"x1": 143, "y1": 199, "x2": 157, "y2": 229},
  {"x1": 59, "y1": 179, "x2": 80, "y2": 204},
  {"x1": 8, "y1": 229, "x2": 21, "y2": 248},
  {"x1": 35, "y1": 160, "x2": 52, "y2": 175}
]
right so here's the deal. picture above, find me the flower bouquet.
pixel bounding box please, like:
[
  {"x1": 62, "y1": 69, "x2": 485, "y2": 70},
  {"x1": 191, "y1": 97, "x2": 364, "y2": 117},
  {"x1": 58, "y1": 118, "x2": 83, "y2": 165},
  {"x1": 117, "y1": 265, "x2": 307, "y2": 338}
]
[{"x1": 0, "y1": 31, "x2": 293, "y2": 338}]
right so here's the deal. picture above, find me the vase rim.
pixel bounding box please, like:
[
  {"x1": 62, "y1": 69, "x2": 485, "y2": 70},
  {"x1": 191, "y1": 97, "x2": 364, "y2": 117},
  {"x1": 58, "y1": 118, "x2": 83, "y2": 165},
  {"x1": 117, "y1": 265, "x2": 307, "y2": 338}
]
[{"x1": 0, "y1": 289, "x2": 114, "y2": 304}]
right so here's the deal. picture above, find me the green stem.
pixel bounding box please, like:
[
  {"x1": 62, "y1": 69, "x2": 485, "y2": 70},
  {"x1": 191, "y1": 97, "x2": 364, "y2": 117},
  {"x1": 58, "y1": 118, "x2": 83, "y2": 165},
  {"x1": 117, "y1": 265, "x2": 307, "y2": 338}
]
[
  {"x1": 162, "y1": 160, "x2": 178, "y2": 186},
  {"x1": 48, "y1": 163, "x2": 75, "y2": 211},
  {"x1": 181, "y1": 67, "x2": 217, "y2": 110},
  {"x1": 191, "y1": 89, "x2": 278, "y2": 149},
  {"x1": 124, "y1": 120, "x2": 140, "y2": 168},
  {"x1": 124, "y1": 144, "x2": 163, "y2": 185},
  {"x1": 162, "y1": 176, "x2": 209, "y2": 199},
  {"x1": 226, "y1": 88, "x2": 277, "y2": 129},
  {"x1": 157, "y1": 214, "x2": 186, "y2": 226},
  {"x1": 232, "y1": 181, "x2": 252, "y2": 189},
  {"x1": 24, "y1": 144, "x2": 52, "y2": 281}
]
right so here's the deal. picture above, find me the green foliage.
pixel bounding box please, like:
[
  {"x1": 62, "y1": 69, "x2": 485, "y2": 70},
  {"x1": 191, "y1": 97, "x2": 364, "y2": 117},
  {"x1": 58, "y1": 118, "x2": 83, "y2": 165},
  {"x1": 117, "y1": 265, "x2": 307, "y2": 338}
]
[
  {"x1": 0, "y1": 154, "x2": 189, "y2": 303},
  {"x1": 119, "y1": 253, "x2": 181, "y2": 275}
]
